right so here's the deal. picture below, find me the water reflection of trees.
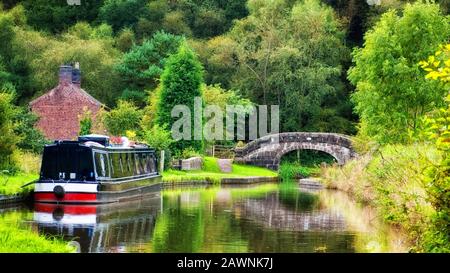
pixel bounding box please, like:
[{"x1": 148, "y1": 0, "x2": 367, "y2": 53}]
[{"x1": 152, "y1": 183, "x2": 357, "y2": 253}]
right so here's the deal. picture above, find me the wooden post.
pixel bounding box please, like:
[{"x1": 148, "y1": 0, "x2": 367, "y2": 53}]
[
  {"x1": 212, "y1": 145, "x2": 215, "y2": 158},
  {"x1": 160, "y1": 150, "x2": 165, "y2": 173}
]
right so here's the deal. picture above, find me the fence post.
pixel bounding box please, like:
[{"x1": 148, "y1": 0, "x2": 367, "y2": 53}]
[{"x1": 160, "y1": 150, "x2": 165, "y2": 173}]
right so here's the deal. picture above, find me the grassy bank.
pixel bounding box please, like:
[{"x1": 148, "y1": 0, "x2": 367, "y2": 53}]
[
  {"x1": 321, "y1": 144, "x2": 442, "y2": 252},
  {"x1": 0, "y1": 212, "x2": 74, "y2": 253},
  {"x1": 162, "y1": 157, "x2": 277, "y2": 183},
  {"x1": 0, "y1": 152, "x2": 41, "y2": 196},
  {"x1": 0, "y1": 173, "x2": 39, "y2": 196}
]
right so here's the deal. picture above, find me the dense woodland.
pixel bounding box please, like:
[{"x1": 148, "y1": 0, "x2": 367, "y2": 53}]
[
  {"x1": 0, "y1": 0, "x2": 450, "y2": 252},
  {"x1": 0, "y1": 0, "x2": 448, "y2": 154}
]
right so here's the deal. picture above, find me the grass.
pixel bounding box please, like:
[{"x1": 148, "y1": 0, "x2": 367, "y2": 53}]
[
  {"x1": 0, "y1": 151, "x2": 41, "y2": 196},
  {"x1": 0, "y1": 212, "x2": 74, "y2": 253},
  {"x1": 162, "y1": 156, "x2": 277, "y2": 183},
  {"x1": 0, "y1": 172, "x2": 39, "y2": 196}
]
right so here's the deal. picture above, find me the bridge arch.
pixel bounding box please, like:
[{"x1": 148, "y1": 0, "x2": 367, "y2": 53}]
[{"x1": 234, "y1": 132, "x2": 357, "y2": 170}]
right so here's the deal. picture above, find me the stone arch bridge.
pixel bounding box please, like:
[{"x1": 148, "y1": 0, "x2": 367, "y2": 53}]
[{"x1": 234, "y1": 132, "x2": 358, "y2": 170}]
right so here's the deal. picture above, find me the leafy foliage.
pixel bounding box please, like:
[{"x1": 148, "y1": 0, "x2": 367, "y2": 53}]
[
  {"x1": 115, "y1": 31, "x2": 183, "y2": 105},
  {"x1": 348, "y1": 2, "x2": 449, "y2": 144},
  {"x1": 227, "y1": 0, "x2": 355, "y2": 133},
  {"x1": 0, "y1": 91, "x2": 19, "y2": 171},
  {"x1": 22, "y1": 0, "x2": 104, "y2": 33},
  {"x1": 78, "y1": 107, "x2": 93, "y2": 136},
  {"x1": 156, "y1": 43, "x2": 204, "y2": 154},
  {"x1": 421, "y1": 44, "x2": 450, "y2": 252},
  {"x1": 13, "y1": 108, "x2": 47, "y2": 154},
  {"x1": 143, "y1": 124, "x2": 174, "y2": 152},
  {"x1": 102, "y1": 100, "x2": 143, "y2": 136}
]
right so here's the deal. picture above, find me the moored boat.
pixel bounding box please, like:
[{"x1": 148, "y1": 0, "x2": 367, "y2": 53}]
[{"x1": 34, "y1": 134, "x2": 162, "y2": 204}]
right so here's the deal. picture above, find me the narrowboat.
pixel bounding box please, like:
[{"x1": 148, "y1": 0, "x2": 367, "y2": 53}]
[{"x1": 34, "y1": 134, "x2": 162, "y2": 204}]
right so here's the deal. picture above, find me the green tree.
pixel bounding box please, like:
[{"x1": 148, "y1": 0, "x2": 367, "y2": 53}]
[
  {"x1": 228, "y1": 0, "x2": 354, "y2": 133},
  {"x1": 192, "y1": 8, "x2": 226, "y2": 38},
  {"x1": 115, "y1": 28, "x2": 135, "y2": 52},
  {"x1": 162, "y1": 11, "x2": 192, "y2": 36},
  {"x1": 0, "y1": 91, "x2": 19, "y2": 171},
  {"x1": 13, "y1": 107, "x2": 47, "y2": 154},
  {"x1": 156, "y1": 43, "x2": 204, "y2": 154},
  {"x1": 348, "y1": 2, "x2": 449, "y2": 144},
  {"x1": 99, "y1": 0, "x2": 149, "y2": 32},
  {"x1": 102, "y1": 100, "x2": 143, "y2": 136},
  {"x1": 22, "y1": 0, "x2": 104, "y2": 33},
  {"x1": 28, "y1": 30, "x2": 122, "y2": 106},
  {"x1": 115, "y1": 31, "x2": 183, "y2": 106}
]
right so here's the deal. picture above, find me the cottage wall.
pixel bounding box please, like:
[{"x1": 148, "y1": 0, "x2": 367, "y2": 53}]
[{"x1": 30, "y1": 64, "x2": 103, "y2": 140}]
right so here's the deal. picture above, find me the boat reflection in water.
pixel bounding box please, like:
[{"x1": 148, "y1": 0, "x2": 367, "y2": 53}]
[{"x1": 32, "y1": 192, "x2": 161, "y2": 253}]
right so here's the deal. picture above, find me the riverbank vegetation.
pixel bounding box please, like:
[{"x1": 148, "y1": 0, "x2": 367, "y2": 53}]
[
  {"x1": 0, "y1": 212, "x2": 74, "y2": 253},
  {"x1": 322, "y1": 39, "x2": 450, "y2": 252}
]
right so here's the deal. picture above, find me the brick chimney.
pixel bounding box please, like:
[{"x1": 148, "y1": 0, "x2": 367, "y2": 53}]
[
  {"x1": 59, "y1": 65, "x2": 73, "y2": 85},
  {"x1": 72, "y1": 62, "x2": 81, "y2": 87}
]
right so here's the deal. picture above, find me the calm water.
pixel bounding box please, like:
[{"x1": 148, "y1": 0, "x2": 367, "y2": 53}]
[{"x1": 2, "y1": 182, "x2": 408, "y2": 253}]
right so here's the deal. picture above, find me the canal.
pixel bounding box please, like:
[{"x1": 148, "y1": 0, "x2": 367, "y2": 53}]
[{"x1": 0, "y1": 182, "x2": 408, "y2": 253}]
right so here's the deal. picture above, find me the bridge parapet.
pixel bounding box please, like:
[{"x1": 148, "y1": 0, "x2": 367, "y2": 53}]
[{"x1": 234, "y1": 132, "x2": 357, "y2": 170}]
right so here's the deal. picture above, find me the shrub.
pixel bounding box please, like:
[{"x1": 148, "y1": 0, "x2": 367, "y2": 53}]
[
  {"x1": 102, "y1": 100, "x2": 143, "y2": 136},
  {"x1": 279, "y1": 162, "x2": 318, "y2": 180},
  {"x1": 78, "y1": 107, "x2": 92, "y2": 136}
]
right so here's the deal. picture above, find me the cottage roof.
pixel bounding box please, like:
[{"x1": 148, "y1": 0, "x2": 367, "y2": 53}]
[{"x1": 29, "y1": 83, "x2": 102, "y2": 107}]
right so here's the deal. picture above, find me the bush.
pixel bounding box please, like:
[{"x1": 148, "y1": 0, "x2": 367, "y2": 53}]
[
  {"x1": 143, "y1": 124, "x2": 174, "y2": 171},
  {"x1": 102, "y1": 100, "x2": 143, "y2": 136},
  {"x1": 177, "y1": 147, "x2": 202, "y2": 159},
  {"x1": 13, "y1": 107, "x2": 47, "y2": 154},
  {"x1": 142, "y1": 124, "x2": 173, "y2": 152},
  {"x1": 279, "y1": 162, "x2": 318, "y2": 180},
  {"x1": 78, "y1": 107, "x2": 92, "y2": 136}
]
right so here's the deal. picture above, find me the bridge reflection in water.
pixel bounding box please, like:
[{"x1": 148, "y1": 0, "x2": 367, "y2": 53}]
[{"x1": 30, "y1": 183, "x2": 407, "y2": 253}]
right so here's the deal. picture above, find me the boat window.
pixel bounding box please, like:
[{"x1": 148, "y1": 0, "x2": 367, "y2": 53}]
[
  {"x1": 139, "y1": 153, "x2": 146, "y2": 174},
  {"x1": 111, "y1": 153, "x2": 122, "y2": 178},
  {"x1": 142, "y1": 154, "x2": 149, "y2": 173},
  {"x1": 109, "y1": 155, "x2": 114, "y2": 176},
  {"x1": 126, "y1": 153, "x2": 132, "y2": 176},
  {"x1": 94, "y1": 152, "x2": 109, "y2": 178},
  {"x1": 149, "y1": 154, "x2": 155, "y2": 173},
  {"x1": 134, "y1": 153, "x2": 141, "y2": 175},
  {"x1": 118, "y1": 153, "x2": 124, "y2": 174}
]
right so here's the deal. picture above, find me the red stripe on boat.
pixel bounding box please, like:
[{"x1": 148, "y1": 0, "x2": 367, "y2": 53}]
[
  {"x1": 35, "y1": 203, "x2": 97, "y2": 214},
  {"x1": 34, "y1": 192, "x2": 97, "y2": 202}
]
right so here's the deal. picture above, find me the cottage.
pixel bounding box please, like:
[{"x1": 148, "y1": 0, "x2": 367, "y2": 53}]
[{"x1": 30, "y1": 63, "x2": 103, "y2": 140}]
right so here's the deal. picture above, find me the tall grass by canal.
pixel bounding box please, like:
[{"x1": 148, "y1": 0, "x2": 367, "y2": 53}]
[{"x1": 320, "y1": 144, "x2": 442, "y2": 252}]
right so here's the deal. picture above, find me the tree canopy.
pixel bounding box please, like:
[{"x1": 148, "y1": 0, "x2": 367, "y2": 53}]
[{"x1": 348, "y1": 2, "x2": 450, "y2": 144}]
